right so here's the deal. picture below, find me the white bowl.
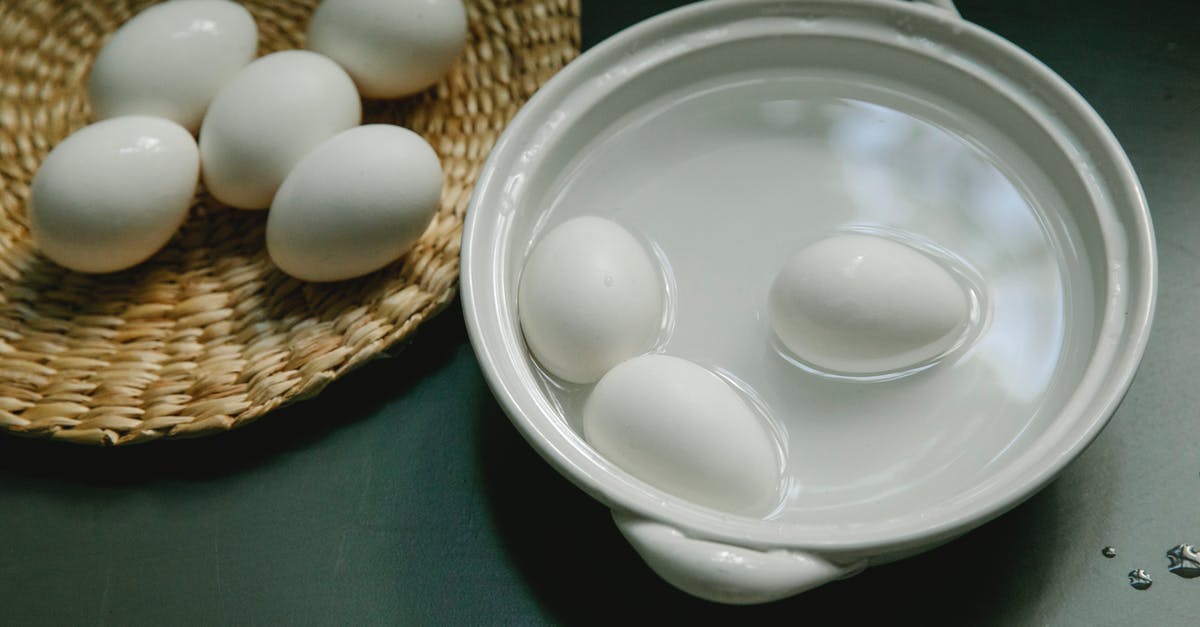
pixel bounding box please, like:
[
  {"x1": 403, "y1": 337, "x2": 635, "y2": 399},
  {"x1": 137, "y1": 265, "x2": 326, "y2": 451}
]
[{"x1": 462, "y1": 0, "x2": 1155, "y2": 604}]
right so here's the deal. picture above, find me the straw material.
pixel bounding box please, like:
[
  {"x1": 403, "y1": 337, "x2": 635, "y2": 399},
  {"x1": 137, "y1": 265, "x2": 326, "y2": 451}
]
[{"x1": 0, "y1": 0, "x2": 580, "y2": 444}]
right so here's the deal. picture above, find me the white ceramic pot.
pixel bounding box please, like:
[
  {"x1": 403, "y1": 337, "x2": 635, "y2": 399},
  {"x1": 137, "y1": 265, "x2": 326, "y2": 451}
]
[{"x1": 462, "y1": 0, "x2": 1156, "y2": 604}]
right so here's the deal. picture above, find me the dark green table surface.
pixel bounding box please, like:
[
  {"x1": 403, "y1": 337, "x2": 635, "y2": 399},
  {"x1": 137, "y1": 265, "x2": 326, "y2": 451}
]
[{"x1": 3, "y1": 1, "x2": 1199, "y2": 624}]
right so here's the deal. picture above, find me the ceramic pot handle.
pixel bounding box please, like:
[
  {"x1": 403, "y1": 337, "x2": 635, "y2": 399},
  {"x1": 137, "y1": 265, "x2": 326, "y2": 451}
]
[{"x1": 612, "y1": 511, "x2": 868, "y2": 604}]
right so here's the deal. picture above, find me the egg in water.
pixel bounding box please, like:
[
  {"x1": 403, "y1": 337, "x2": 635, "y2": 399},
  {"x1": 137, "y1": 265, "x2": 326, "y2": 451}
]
[
  {"x1": 528, "y1": 76, "x2": 1087, "y2": 523},
  {"x1": 768, "y1": 233, "x2": 973, "y2": 376},
  {"x1": 29, "y1": 116, "x2": 200, "y2": 273},
  {"x1": 518, "y1": 216, "x2": 665, "y2": 384},
  {"x1": 87, "y1": 0, "x2": 258, "y2": 133},
  {"x1": 583, "y1": 354, "x2": 784, "y2": 516}
]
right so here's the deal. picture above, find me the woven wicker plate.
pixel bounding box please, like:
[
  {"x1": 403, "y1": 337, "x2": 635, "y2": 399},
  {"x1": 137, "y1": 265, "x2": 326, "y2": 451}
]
[{"x1": 0, "y1": 0, "x2": 580, "y2": 445}]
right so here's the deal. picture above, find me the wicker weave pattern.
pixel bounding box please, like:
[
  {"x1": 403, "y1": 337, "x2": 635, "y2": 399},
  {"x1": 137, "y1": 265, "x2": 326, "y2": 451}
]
[{"x1": 0, "y1": 0, "x2": 581, "y2": 444}]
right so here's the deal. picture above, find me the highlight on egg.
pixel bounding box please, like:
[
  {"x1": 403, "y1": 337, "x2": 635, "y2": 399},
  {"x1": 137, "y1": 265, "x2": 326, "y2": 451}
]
[
  {"x1": 767, "y1": 232, "x2": 975, "y2": 376},
  {"x1": 518, "y1": 216, "x2": 667, "y2": 384},
  {"x1": 582, "y1": 354, "x2": 784, "y2": 517},
  {"x1": 87, "y1": 0, "x2": 258, "y2": 134},
  {"x1": 29, "y1": 116, "x2": 200, "y2": 273}
]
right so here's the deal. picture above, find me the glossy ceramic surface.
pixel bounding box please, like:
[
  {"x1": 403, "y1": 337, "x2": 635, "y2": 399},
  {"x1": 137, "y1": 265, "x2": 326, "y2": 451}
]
[{"x1": 463, "y1": 0, "x2": 1155, "y2": 603}]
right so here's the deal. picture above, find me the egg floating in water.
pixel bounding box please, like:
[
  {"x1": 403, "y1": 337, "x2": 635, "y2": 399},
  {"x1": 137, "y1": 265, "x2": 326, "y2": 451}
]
[
  {"x1": 29, "y1": 116, "x2": 199, "y2": 273},
  {"x1": 87, "y1": 0, "x2": 258, "y2": 134},
  {"x1": 267, "y1": 125, "x2": 443, "y2": 282},
  {"x1": 199, "y1": 50, "x2": 362, "y2": 210},
  {"x1": 583, "y1": 354, "x2": 784, "y2": 516},
  {"x1": 768, "y1": 233, "x2": 972, "y2": 376},
  {"x1": 518, "y1": 216, "x2": 665, "y2": 384},
  {"x1": 307, "y1": 0, "x2": 468, "y2": 99}
]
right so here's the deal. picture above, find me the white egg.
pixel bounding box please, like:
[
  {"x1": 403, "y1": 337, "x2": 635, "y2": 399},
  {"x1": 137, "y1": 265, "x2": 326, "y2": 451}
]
[
  {"x1": 266, "y1": 125, "x2": 443, "y2": 282},
  {"x1": 198, "y1": 50, "x2": 361, "y2": 209},
  {"x1": 29, "y1": 116, "x2": 199, "y2": 273},
  {"x1": 768, "y1": 233, "x2": 970, "y2": 375},
  {"x1": 583, "y1": 354, "x2": 783, "y2": 516},
  {"x1": 306, "y1": 0, "x2": 467, "y2": 99},
  {"x1": 518, "y1": 217, "x2": 664, "y2": 384},
  {"x1": 87, "y1": 0, "x2": 258, "y2": 133}
]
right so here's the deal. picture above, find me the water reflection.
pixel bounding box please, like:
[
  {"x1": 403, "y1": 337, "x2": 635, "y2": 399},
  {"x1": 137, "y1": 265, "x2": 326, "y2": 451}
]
[
  {"x1": 824, "y1": 98, "x2": 1066, "y2": 402},
  {"x1": 537, "y1": 76, "x2": 1089, "y2": 520}
]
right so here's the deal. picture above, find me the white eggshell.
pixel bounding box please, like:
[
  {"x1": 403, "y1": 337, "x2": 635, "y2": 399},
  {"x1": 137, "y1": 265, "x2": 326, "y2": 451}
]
[
  {"x1": 29, "y1": 116, "x2": 199, "y2": 273},
  {"x1": 583, "y1": 354, "x2": 783, "y2": 516},
  {"x1": 518, "y1": 217, "x2": 664, "y2": 384},
  {"x1": 266, "y1": 125, "x2": 443, "y2": 282},
  {"x1": 87, "y1": 0, "x2": 258, "y2": 133},
  {"x1": 198, "y1": 50, "x2": 361, "y2": 209},
  {"x1": 307, "y1": 0, "x2": 467, "y2": 99},
  {"x1": 768, "y1": 233, "x2": 969, "y2": 375}
]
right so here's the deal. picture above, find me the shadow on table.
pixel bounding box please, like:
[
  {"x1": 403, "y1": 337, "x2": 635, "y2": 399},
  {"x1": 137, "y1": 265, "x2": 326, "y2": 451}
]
[
  {"x1": 0, "y1": 301, "x2": 467, "y2": 487},
  {"x1": 476, "y1": 383, "x2": 1061, "y2": 626}
]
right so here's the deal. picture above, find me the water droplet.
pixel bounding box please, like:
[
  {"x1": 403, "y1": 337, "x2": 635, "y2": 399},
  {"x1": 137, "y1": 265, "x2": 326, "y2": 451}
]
[
  {"x1": 603, "y1": 275, "x2": 614, "y2": 287},
  {"x1": 1128, "y1": 569, "x2": 1153, "y2": 590},
  {"x1": 1167, "y1": 544, "x2": 1200, "y2": 578},
  {"x1": 1102, "y1": 546, "x2": 1116, "y2": 558}
]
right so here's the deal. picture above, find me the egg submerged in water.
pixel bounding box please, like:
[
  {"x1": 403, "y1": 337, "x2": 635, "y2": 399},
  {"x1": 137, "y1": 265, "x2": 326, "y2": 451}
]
[
  {"x1": 583, "y1": 354, "x2": 784, "y2": 517},
  {"x1": 768, "y1": 233, "x2": 973, "y2": 376},
  {"x1": 518, "y1": 216, "x2": 665, "y2": 384}
]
